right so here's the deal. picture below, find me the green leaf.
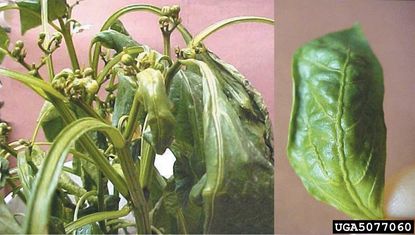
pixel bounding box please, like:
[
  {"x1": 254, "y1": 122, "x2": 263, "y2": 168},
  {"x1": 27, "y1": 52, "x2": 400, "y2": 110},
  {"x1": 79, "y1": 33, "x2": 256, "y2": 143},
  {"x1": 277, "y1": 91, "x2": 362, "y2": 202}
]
[
  {"x1": 109, "y1": 20, "x2": 130, "y2": 36},
  {"x1": 0, "y1": 27, "x2": 9, "y2": 63},
  {"x1": 0, "y1": 68, "x2": 67, "y2": 102},
  {"x1": 136, "y1": 68, "x2": 175, "y2": 154},
  {"x1": 17, "y1": 150, "x2": 35, "y2": 199},
  {"x1": 92, "y1": 29, "x2": 140, "y2": 54},
  {"x1": 200, "y1": 51, "x2": 274, "y2": 163},
  {"x1": 288, "y1": 25, "x2": 386, "y2": 219},
  {"x1": 16, "y1": 0, "x2": 67, "y2": 34},
  {"x1": 181, "y1": 59, "x2": 274, "y2": 233},
  {"x1": 112, "y1": 74, "x2": 137, "y2": 127},
  {"x1": 167, "y1": 69, "x2": 206, "y2": 233},
  {"x1": 23, "y1": 118, "x2": 127, "y2": 234},
  {"x1": 39, "y1": 101, "x2": 65, "y2": 141},
  {"x1": 0, "y1": 199, "x2": 22, "y2": 234}
]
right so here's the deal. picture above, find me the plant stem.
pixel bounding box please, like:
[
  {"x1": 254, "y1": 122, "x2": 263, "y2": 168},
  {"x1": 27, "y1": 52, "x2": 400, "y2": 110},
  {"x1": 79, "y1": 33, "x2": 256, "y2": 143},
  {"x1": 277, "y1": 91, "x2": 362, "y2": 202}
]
[
  {"x1": 58, "y1": 18, "x2": 80, "y2": 70},
  {"x1": 97, "y1": 171, "x2": 107, "y2": 233},
  {"x1": 51, "y1": 98, "x2": 129, "y2": 197},
  {"x1": 122, "y1": 90, "x2": 141, "y2": 142},
  {"x1": 117, "y1": 147, "x2": 151, "y2": 234},
  {"x1": 40, "y1": 0, "x2": 55, "y2": 81},
  {"x1": 0, "y1": 142, "x2": 17, "y2": 157},
  {"x1": 163, "y1": 32, "x2": 171, "y2": 57},
  {"x1": 66, "y1": 206, "x2": 131, "y2": 233}
]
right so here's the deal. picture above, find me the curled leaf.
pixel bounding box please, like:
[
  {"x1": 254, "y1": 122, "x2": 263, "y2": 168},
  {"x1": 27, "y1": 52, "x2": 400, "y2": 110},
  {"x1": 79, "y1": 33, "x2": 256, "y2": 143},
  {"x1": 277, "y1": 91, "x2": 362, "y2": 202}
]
[{"x1": 136, "y1": 68, "x2": 175, "y2": 154}]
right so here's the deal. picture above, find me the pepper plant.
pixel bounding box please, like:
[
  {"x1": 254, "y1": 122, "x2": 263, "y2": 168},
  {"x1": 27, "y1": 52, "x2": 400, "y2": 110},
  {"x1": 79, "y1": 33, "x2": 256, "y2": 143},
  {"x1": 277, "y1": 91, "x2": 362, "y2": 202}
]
[{"x1": 0, "y1": 1, "x2": 274, "y2": 234}]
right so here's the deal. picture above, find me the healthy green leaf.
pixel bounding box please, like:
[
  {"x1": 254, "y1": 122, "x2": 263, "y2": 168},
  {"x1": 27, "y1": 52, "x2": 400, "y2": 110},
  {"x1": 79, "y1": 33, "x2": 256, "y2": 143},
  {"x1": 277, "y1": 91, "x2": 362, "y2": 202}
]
[
  {"x1": 0, "y1": 27, "x2": 9, "y2": 63},
  {"x1": 23, "y1": 118, "x2": 127, "y2": 234},
  {"x1": 288, "y1": 25, "x2": 386, "y2": 219},
  {"x1": 0, "y1": 199, "x2": 22, "y2": 234},
  {"x1": 181, "y1": 59, "x2": 274, "y2": 234},
  {"x1": 16, "y1": 0, "x2": 67, "y2": 34},
  {"x1": 136, "y1": 68, "x2": 175, "y2": 154}
]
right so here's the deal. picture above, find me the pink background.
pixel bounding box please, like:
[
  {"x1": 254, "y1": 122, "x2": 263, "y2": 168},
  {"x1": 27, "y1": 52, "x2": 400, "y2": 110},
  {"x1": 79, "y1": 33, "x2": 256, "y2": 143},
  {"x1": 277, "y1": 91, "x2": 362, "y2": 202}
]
[{"x1": 0, "y1": 0, "x2": 274, "y2": 142}]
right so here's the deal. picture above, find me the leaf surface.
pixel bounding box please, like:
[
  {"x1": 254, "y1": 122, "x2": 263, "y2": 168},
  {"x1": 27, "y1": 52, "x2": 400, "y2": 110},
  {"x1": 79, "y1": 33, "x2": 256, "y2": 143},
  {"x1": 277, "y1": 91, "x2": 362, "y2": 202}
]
[{"x1": 288, "y1": 25, "x2": 386, "y2": 219}]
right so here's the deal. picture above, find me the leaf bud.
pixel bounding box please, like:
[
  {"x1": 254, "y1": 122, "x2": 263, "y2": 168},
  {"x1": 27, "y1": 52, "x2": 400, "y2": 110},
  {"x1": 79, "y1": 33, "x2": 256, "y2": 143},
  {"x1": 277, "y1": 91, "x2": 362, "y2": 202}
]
[
  {"x1": 15, "y1": 40, "x2": 24, "y2": 49},
  {"x1": 121, "y1": 54, "x2": 135, "y2": 66}
]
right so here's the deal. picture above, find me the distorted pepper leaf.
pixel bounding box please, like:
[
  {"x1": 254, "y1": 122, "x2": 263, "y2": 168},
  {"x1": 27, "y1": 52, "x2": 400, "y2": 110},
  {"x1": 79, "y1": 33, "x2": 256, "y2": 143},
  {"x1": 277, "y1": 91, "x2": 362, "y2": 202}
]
[
  {"x1": 136, "y1": 68, "x2": 175, "y2": 154},
  {"x1": 180, "y1": 59, "x2": 274, "y2": 234},
  {"x1": 288, "y1": 24, "x2": 386, "y2": 219},
  {"x1": 92, "y1": 29, "x2": 141, "y2": 54},
  {"x1": 200, "y1": 51, "x2": 274, "y2": 163},
  {"x1": 109, "y1": 20, "x2": 130, "y2": 36}
]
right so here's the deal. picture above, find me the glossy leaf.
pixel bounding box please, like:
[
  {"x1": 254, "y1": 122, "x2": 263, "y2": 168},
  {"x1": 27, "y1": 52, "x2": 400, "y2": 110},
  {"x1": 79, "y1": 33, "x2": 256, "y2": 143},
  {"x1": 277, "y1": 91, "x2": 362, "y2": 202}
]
[
  {"x1": 288, "y1": 25, "x2": 386, "y2": 219},
  {"x1": 16, "y1": 0, "x2": 67, "y2": 34},
  {"x1": 0, "y1": 27, "x2": 9, "y2": 63},
  {"x1": 136, "y1": 68, "x2": 175, "y2": 154},
  {"x1": 23, "y1": 118, "x2": 127, "y2": 234},
  {"x1": 0, "y1": 199, "x2": 22, "y2": 234},
  {"x1": 180, "y1": 59, "x2": 274, "y2": 233}
]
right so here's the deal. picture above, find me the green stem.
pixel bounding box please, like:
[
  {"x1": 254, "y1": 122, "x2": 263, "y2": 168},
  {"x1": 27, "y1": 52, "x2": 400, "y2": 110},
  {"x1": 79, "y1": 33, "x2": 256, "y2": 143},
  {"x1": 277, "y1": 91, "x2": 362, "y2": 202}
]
[
  {"x1": 122, "y1": 90, "x2": 141, "y2": 142},
  {"x1": 0, "y1": 142, "x2": 17, "y2": 157},
  {"x1": 190, "y1": 16, "x2": 274, "y2": 47},
  {"x1": 117, "y1": 147, "x2": 151, "y2": 234},
  {"x1": 165, "y1": 60, "x2": 181, "y2": 92},
  {"x1": 139, "y1": 116, "x2": 155, "y2": 192},
  {"x1": 163, "y1": 32, "x2": 171, "y2": 57},
  {"x1": 5, "y1": 178, "x2": 26, "y2": 204},
  {"x1": 90, "y1": 4, "x2": 193, "y2": 75},
  {"x1": 73, "y1": 99, "x2": 108, "y2": 124},
  {"x1": 97, "y1": 171, "x2": 107, "y2": 233},
  {"x1": 41, "y1": 0, "x2": 55, "y2": 81},
  {"x1": 66, "y1": 206, "x2": 131, "y2": 233},
  {"x1": 58, "y1": 18, "x2": 80, "y2": 70},
  {"x1": 73, "y1": 190, "x2": 97, "y2": 221},
  {"x1": 51, "y1": 98, "x2": 129, "y2": 197},
  {"x1": 0, "y1": 4, "x2": 60, "y2": 31},
  {"x1": 69, "y1": 149, "x2": 94, "y2": 164}
]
